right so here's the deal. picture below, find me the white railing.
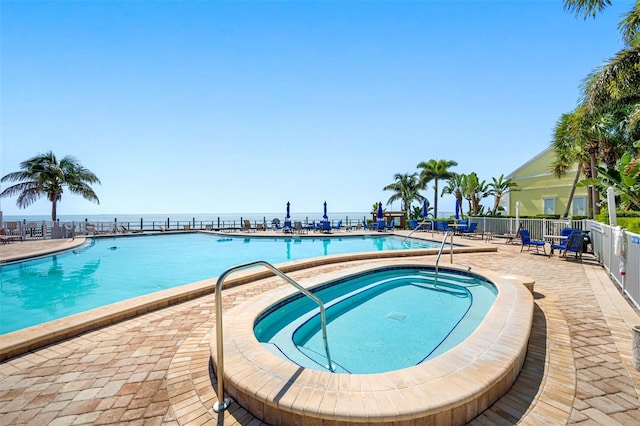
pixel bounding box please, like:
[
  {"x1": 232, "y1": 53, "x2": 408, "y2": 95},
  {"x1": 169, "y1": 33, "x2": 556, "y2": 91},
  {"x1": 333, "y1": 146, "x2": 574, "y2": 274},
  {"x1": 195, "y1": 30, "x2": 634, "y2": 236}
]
[{"x1": 587, "y1": 220, "x2": 640, "y2": 310}]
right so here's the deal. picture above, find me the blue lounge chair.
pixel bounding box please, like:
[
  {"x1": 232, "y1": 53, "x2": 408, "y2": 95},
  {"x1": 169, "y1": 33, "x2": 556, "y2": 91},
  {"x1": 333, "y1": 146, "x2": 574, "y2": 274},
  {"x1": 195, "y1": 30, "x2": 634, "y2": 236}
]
[
  {"x1": 409, "y1": 220, "x2": 418, "y2": 230},
  {"x1": 461, "y1": 222, "x2": 478, "y2": 236},
  {"x1": 321, "y1": 220, "x2": 331, "y2": 233},
  {"x1": 385, "y1": 219, "x2": 395, "y2": 231},
  {"x1": 362, "y1": 220, "x2": 373, "y2": 230},
  {"x1": 332, "y1": 220, "x2": 342, "y2": 231},
  {"x1": 373, "y1": 220, "x2": 386, "y2": 231},
  {"x1": 519, "y1": 229, "x2": 547, "y2": 256},
  {"x1": 436, "y1": 221, "x2": 452, "y2": 233}
]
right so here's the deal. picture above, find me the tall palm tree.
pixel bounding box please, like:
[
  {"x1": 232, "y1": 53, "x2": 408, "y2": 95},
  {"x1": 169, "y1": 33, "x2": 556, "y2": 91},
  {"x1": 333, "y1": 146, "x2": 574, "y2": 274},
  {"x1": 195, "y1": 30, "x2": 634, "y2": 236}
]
[
  {"x1": 0, "y1": 151, "x2": 101, "y2": 221},
  {"x1": 487, "y1": 174, "x2": 518, "y2": 215},
  {"x1": 417, "y1": 159, "x2": 457, "y2": 219},
  {"x1": 383, "y1": 173, "x2": 424, "y2": 220},
  {"x1": 441, "y1": 174, "x2": 465, "y2": 217}
]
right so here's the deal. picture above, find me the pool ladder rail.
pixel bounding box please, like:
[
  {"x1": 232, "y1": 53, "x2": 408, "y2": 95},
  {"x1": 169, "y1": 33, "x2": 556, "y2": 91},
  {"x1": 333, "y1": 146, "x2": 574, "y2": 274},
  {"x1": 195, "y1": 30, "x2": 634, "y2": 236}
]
[{"x1": 213, "y1": 260, "x2": 335, "y2": 413}]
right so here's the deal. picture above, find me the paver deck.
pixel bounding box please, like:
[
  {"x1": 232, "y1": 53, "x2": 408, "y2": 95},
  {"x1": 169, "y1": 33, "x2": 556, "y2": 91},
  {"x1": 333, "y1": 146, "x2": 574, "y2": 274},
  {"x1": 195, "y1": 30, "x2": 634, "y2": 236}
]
[{"x1": 1, "y1": 232, "x2": 639, "y2": 425}]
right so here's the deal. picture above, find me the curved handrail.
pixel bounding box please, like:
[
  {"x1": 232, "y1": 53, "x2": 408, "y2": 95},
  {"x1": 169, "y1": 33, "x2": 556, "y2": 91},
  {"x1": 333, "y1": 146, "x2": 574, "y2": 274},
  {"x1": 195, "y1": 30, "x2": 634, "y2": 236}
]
[{"x1": 213, "y1": 260, "x2": 334, "y2": 412}]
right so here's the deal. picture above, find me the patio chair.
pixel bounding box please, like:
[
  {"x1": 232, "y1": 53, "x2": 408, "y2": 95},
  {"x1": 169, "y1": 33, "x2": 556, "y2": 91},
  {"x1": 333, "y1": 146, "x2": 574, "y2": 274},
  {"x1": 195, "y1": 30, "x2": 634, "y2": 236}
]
[
  {"x1": 242, "y1": 220, "x2": 256, "y2": 232},
  {"x1": 293, "y1": 221, "x2": 308, "y2": 234},
  {"x1": 461, "y1": 222, "x2": 478, "y2": 237},
  {"x1": 332, "y1": 220, "x2": 342, "y2": 231},
  {"x1": 373, "y1": 220, "x2": 386, "y2": 231},
  {"x1": 362, "y1": 220, "x2": 373, "y2": 230},
  {"x1": 283, "y1": 220, "x2": 292, "y2": 233},
  {"x1": 272, "y1": 218, "x2": 282, "y2": 231},
  {"x1": 560, "y1": 231, "x2": 584, "y2": 261},
  {"x1": 519, "y1": 229, "x2": 547, "y2": 256},
  {"x1": 385, "y1": 219, "x2": 395, "y2": 231},
  {"x1": 435, "y1": 221, "x2": 452, "y2": 233}
]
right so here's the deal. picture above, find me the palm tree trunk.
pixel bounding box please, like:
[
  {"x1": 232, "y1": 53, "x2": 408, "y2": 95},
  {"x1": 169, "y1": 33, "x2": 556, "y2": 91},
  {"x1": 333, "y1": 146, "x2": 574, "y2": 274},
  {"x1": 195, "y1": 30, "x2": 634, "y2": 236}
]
[
  {"x1": 51, "y1": 200, "x2": 57, "y2": 222},
  {"x1": 562, "y1": 162, "x2": 582, "y2": 218},
  {"x1": 589, "y1": 152, "x2": 601, "y2": 217},
  {"x1": 433, "y1": 181, "x2": 439, "y2": 219}
]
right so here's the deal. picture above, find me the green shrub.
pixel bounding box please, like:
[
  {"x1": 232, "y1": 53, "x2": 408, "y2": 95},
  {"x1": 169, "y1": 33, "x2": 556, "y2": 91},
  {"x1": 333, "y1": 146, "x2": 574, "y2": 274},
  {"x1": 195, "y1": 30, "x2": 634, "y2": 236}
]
[{"x1": 596, "y1": 210, "x2": 640, "y2": 233}]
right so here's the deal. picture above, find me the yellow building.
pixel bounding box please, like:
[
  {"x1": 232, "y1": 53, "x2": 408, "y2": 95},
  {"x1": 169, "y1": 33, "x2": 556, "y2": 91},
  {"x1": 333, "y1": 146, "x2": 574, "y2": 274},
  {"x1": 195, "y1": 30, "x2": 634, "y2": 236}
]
[{"x1": 505, "y1": 147, "x2": 588, "y2": 217}]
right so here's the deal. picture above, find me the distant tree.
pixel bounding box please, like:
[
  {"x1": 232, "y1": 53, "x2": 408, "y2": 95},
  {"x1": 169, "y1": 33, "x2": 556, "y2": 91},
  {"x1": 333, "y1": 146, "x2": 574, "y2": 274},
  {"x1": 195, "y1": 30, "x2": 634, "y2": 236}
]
[
  {"x1": 383, "y1": 173, "x2": 424, "y2": 220},
  {"x1": 417, "y1": 159, "x2": 457, "y2": 219},
  {"x1": 487, "y1": 174, "x2": 518, "y2": 215},
  {"x1": 461, "y1": 172, "x2": 490, "y2": 215},
  {"x1": 0, "y1": 151, "x2": 100, "y2": 221},
  {"x1": 441, "y1": 174, "x2": 465, "y2": 217}
]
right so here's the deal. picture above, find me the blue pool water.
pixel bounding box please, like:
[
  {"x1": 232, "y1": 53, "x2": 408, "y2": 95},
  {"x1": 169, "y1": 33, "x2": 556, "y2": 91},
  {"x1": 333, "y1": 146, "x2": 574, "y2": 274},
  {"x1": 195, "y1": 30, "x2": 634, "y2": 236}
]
[
  {"x1": 0, "y1": 233, "x2": 443, "y2": 334},
  {"x1": 254, "y1": 266, "x2": 496, "y2": 374}
]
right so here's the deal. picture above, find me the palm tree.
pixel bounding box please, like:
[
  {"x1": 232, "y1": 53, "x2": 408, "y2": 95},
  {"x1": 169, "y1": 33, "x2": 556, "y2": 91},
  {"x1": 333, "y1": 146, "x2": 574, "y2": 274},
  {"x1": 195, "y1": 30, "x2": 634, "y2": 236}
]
[
  {"x1": 441, "y1": 174, "x2": 465, "y2": 217},
  {"x1": 461, "y1": 172, "x2": 489, "y2": 216},
  {"x1": 417, "y1": 159, "x2": 457, "y2": 219},
  {"x1": 487, "y1": 174, "x2": 518, "y2": 215},
  {"x1": 383, "y1": 173, "x2": 424, "y2": 220},
  {"x1": 0, "y1": 151, "x2": 101, "y2": 221}
]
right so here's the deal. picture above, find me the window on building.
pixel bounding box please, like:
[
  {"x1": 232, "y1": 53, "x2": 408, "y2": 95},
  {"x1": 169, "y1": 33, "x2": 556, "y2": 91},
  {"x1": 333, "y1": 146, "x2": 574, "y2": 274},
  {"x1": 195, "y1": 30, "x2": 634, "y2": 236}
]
[
  {"x1": 572, "y1": 196, "x2": 586, "y2": 216},
  {"x1": 543, "y1": 197, "x2": 556, "y2": 215}
]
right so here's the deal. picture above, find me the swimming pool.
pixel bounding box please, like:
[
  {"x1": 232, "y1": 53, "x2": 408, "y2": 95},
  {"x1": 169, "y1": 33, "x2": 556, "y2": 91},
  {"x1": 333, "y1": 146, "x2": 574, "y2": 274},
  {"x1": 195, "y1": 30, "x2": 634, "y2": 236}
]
[
  {"x1": 254, "y1": 267, "x2": 497, "y2": 373},
  {"x1": 213, "y1": 263, "x2": 534, "y2": 425},
  {"x1": 0, "y1": 233, "x2": 443, "y2": 334}
]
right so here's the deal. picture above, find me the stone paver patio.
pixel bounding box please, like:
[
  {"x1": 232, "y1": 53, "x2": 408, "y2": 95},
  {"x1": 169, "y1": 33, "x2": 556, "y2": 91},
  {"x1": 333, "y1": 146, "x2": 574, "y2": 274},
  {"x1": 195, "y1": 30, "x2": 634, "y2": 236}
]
[{"x1": 1, "y1": 233, "x2": 639, "y2": 425}]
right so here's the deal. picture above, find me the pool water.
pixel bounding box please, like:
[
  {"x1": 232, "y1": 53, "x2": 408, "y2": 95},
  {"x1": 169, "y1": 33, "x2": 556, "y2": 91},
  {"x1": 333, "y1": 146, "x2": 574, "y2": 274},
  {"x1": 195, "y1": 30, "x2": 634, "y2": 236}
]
[
  {"x1": 254, "y1": 267, "x2": 497, "y2": 374},
  {"x1": 0, "y1": 233, "x2": 443, "y2": 334}
]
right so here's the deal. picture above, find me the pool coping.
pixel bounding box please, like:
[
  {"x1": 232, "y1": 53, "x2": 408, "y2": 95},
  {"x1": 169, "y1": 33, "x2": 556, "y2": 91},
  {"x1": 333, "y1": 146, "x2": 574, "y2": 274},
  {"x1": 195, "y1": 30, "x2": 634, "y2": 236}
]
[
  {"x1": 212, "y1": 263, "x2": 534, "y2": 425},
  {"x1": 0, "y1": 243, "x2": 496, "y2": 362}
]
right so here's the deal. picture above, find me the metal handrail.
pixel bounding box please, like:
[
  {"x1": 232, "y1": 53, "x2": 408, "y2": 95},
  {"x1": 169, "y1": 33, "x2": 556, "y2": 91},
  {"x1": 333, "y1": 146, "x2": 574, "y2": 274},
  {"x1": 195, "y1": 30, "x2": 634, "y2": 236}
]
[
  {"x1": 403, "y1": 219, "x2": 435, "y2": 241},
  {"x1": 213, "y1": 260, "x2": 334, "y2": 413},
  {"x1": 434, "y1": 231, "x2": 451, "y2": 286}
]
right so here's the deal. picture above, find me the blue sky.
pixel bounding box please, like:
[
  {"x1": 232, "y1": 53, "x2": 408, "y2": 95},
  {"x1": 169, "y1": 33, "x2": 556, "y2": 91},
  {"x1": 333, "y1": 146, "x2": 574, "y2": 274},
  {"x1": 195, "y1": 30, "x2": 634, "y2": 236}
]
[{"x1": 0, "y1": 0, "x2": 633, "y2": 217}]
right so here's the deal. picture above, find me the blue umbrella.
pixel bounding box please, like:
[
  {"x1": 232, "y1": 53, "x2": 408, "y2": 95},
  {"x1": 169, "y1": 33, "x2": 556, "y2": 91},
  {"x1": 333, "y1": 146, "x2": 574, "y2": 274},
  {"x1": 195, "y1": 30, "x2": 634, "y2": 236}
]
[
  {"x1": 286, "y1": 201, "x2": 290, "y2": 219},
  {"x1": 422, "y1": 199, "x2": 428, "y2": 218},
  {"x1": 323, "y1": 201, "x2": 328, "y2": 219},
  {"x1": 377, "y1": 202, "x2": 384, "y2": 219},
  {"x1": 455, "y1": 199, "x2": 460, "y2": 221}
]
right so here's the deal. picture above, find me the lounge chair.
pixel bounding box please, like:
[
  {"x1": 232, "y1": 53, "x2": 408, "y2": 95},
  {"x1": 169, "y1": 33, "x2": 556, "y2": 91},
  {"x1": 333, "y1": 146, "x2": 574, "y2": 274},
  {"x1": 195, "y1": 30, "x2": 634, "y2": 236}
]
[
  {"x1": 85, "y1": 224, "x2": 99, "y2": 235},
  {"x1": 332, "y1": 220, "x2": 342, "y2": 231},
  {"x1": 373, "y1": 220, "x2": 386, "y2": 231},
  {"x1": 461, "y1": 222, "x2": 478, "y2": 237},
  {"x1": 272, "y1": 218, "x2": 282, "y2": 231},
  {"x1": 293, "y1": 221, "x2": 308, "y2": 234},
  {"x1": 435, "y1": 221, "x2": 452, "y2": 233},
  {"x1": 283, "y1": 220, "x2": 292, "y2": 233},
  {"x1": 385, "y1": 219, "x2": 395, "y2": 231},
  {"x1": 320, "y1": 221, "x2": 331, "y2": 233},
  {"x1": 242, "y1": 220, "x2": 256, "y2": 232},
  {"x1": 362, "y1": 220, "x2": 373, "y2": 230},
  {"x1": 519, "y1": 229, "x2": 547, "y2": 256}
]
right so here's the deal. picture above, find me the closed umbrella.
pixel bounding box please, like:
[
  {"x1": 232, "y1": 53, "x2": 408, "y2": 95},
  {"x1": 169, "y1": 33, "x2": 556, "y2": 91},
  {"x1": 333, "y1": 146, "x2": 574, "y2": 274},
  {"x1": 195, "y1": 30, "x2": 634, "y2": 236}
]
[
  {"x1": 455, "y1": 199, "x2": 460, "y2": 221},
  {"x1": 377, "y1": 202, "x2": 383, "y2": 219},
  {"x1": 286, "y1": 201, "x2": 290, "y2": 220},
  {"x1": 422, "y1": 199, "x2": 428, "y2": 218},
  {"x1": 323, "y1": 201, "x2": 328, "y2": 220}
]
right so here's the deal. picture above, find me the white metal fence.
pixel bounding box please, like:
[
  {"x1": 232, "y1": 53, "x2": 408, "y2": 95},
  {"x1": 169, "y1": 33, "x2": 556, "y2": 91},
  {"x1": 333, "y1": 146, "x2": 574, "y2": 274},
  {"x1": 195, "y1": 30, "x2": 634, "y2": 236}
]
[{"x1": 587, "y1": 220, "x2": 640, "y2": 311}]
